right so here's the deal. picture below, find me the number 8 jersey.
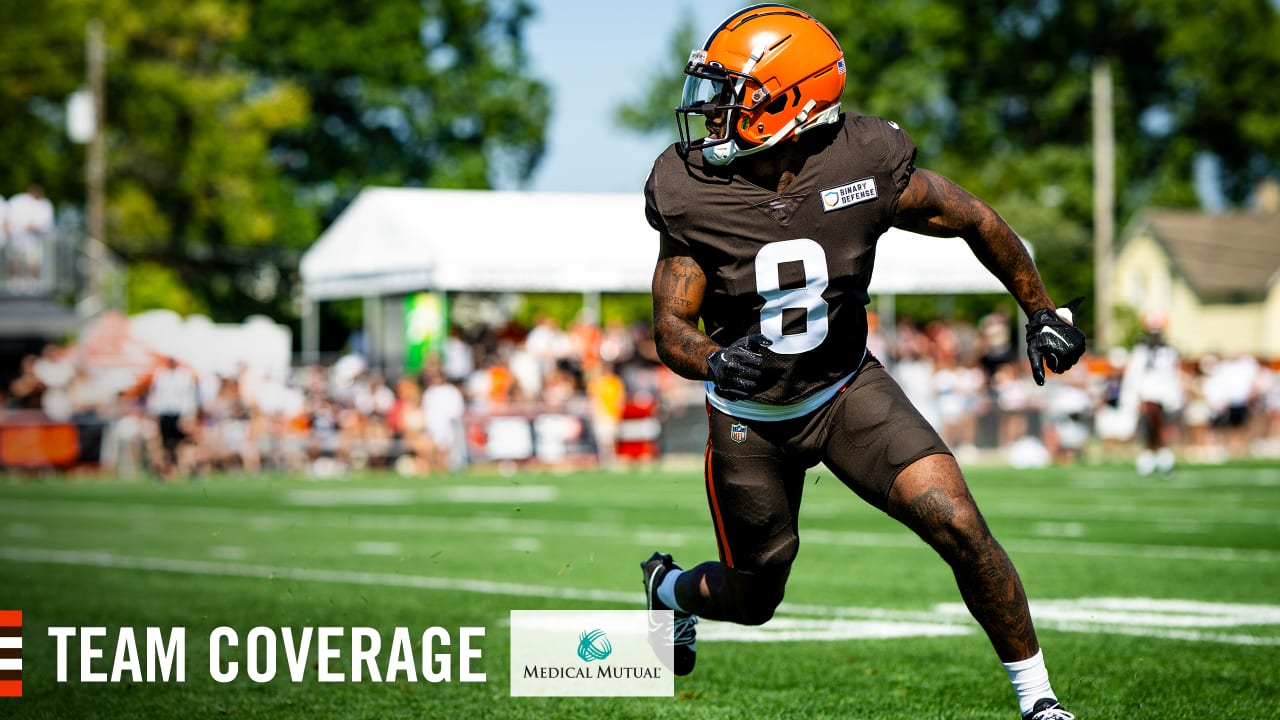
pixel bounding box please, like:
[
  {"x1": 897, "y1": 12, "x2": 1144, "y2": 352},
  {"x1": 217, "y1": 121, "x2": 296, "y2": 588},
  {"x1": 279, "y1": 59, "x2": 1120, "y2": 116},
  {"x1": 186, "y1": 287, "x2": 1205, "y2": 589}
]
[{"x1": 645, "y1": 114, "x2": 917, "y2": 412}]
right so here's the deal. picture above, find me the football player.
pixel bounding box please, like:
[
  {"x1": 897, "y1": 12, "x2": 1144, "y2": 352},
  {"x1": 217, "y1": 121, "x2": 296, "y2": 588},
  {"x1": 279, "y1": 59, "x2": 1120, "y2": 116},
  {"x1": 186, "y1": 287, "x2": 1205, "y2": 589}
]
[{"x1": 640, "y1": 6, "x2": 1084, "y2": 720}]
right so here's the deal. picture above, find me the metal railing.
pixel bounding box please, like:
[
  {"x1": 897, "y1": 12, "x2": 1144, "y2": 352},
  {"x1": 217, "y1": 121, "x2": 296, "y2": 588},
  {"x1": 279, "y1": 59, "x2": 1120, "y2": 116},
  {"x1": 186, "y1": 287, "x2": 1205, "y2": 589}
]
[{"x1": 0, "y1": 228, "x2": 126, "y2": 318}]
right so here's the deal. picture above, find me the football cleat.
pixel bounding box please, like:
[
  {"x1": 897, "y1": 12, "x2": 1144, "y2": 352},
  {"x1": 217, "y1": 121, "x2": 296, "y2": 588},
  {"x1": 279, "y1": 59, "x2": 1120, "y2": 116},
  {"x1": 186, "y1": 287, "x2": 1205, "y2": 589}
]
[
  {"x1": 1023, "y1": 698, "x2": 1075, "y2": 720},
  {"x1": 641, "y1": 551, "x2": 698, "y2": 676}
]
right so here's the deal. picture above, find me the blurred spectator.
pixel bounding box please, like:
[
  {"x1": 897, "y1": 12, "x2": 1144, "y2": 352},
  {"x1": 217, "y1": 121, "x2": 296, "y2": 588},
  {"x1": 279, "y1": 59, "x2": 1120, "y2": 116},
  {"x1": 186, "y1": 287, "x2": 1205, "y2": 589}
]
[
  {"x1": 8, "y1": 354, "x2": 44, "y2": 410},
  {"x1": 992, "y1": 362, "x2": 1036, "y2": 448},
  {"x1": 422, "y1": 366, "x2": 466, "y2": 473},
  {"x1": 1123, "y1": 316, "x2": 1182, "y2": 475},
  {"x1": 865, "y1": 311, "x2": 890, "y2": 362},
  {"x1": 1181, "y1": 358, "x2": 1219, "y2": 464},
  {"x1": 15, "y1": 303, "x2": 1280, "y2": 478},
  {"x1": 1093, "y1": 348, "x2": 1137, "y2": 461},
  {"x1": 388, "y1": 376, "x2": 433, "y2": 475},
  {"x1": 33, "y1": 344, "x2": 76, "y2": 422},
  {"x1": 101, "y1": 395, "x2": 158, "y2": 479},
  {"x1": 599, "y1": 319, "x2": 636, "y2": 367},
  {"x1": 569, "y1": 309, "x2": 603, "y2": 372},
  {"x1": 1203, "y1": 353, "x2": 1262, "y2": 458},
  {"x1": 977, "y1": 307, "x2": 1015, "y2": 383},
  {"x1": 892, "y1": 318, "x2": 939, "y2": 429},
  {"x1": 352, "y1": 371, "x2": 395, "y2": 418},
  {"x1": 525, "y1": 316, "x2": 571, "y2": 376},
  {"x1": 5, "y1": 184, "x2": 54, "y2": 286},
  {"x1": 0, "y1": 193, "x2": 9, "y2": 265},
  {"x1": 934, "y1": 353, "x2": 985, "y2": 459},
  {"x1": 1043, "y1": 373, "x2": 1092, "y2": 465},
  {"x1": 145, "y1": 357, "x2": 199, "y2": 479},
  {"x1": 442, "y1": 329, "x2": 475, "y2": 383},
  {"x1": 203, "y1": 374, "x2": 252, "y2": 473},
  {"x1": 587, "y1": 362, "x2": 626, "y2": 469}
]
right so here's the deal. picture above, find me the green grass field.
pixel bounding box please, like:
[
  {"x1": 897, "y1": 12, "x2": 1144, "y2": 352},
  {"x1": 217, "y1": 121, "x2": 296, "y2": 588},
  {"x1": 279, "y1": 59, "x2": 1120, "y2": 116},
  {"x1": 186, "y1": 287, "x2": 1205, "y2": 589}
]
[{"x1": 2, "y1": 460, "x2": 1278, "y2": 719}]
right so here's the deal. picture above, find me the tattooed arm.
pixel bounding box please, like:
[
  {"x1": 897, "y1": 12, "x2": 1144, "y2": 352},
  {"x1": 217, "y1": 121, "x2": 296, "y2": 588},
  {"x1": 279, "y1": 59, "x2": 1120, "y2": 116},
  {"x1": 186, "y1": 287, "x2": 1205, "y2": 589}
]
[
  {"x1": 651, "y1": 252, "x2": 719, "y2": 381},
  {"x1": 893, "y1": 168, "x2": 1054, "y2": 316}
]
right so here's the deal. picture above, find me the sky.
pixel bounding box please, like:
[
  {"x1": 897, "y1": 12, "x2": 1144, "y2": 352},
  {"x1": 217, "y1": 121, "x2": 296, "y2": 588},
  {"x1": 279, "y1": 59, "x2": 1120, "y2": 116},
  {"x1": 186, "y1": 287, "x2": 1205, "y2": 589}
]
[{"x1": 522, "y1": 0, "x2": 744, "y2": 193}]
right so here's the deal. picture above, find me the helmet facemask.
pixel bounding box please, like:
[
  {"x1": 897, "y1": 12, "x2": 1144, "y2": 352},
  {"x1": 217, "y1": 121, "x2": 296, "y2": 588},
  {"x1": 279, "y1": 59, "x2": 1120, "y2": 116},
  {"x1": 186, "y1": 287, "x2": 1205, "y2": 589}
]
[{"x1": 675, "y1": 52, "x2": 759, "y2": 161}]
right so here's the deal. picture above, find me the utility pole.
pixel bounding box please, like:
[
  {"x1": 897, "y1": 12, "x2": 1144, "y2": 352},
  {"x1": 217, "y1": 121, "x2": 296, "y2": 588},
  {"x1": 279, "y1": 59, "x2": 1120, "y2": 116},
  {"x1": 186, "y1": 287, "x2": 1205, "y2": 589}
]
[
  {"x1": 85, "y1": 19, "x2": 108, "y2": 308},
  {"x1": 1092, "y1": 59, "x2": 1115, "y2": 349},
  {"x1": 87, "y1": 20, "x2": 106, "y2": 247}
]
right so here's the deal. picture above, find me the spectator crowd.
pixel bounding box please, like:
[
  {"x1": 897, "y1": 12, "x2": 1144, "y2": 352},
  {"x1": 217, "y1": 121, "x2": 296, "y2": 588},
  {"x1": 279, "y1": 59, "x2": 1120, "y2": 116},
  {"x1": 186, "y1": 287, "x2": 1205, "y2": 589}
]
[{"x1": 4, "y1": 308, "x2": 1280, "y2": 479}]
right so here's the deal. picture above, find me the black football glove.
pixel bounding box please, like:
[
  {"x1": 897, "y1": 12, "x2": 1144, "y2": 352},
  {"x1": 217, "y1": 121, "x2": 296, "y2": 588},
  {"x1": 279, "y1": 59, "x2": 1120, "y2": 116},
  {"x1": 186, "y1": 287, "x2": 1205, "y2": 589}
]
[
  {"x1": 706, "y1": 333, "x2": 772, "y2": 401},
  {"x1": 1025, "y1": 297, "x2": 1087, "y2": 386}
]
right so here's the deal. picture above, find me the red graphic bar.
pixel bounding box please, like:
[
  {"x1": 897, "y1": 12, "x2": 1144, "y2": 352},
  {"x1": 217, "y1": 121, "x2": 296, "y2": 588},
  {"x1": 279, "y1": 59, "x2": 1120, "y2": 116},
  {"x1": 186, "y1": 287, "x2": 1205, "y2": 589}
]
[{"x1": 0, "y1": 610, "x2": 20, "y2": 698}]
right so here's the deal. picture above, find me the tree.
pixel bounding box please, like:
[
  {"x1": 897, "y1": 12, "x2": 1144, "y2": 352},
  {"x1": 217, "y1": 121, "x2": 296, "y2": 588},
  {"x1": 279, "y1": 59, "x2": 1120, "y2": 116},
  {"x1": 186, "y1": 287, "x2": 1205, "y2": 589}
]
[
  {"x1": 614, "y1": 12, "x2": 698, "y2": 141},
  {"x1": 238, "y1": 0, "x2": 550, "y2": 225},
  {"x1": 0, "y1": 0, "x2": 550, "y2": 325},
  {"x1": 616, "y1": 1, "x2": 1280, "y2": 335}
]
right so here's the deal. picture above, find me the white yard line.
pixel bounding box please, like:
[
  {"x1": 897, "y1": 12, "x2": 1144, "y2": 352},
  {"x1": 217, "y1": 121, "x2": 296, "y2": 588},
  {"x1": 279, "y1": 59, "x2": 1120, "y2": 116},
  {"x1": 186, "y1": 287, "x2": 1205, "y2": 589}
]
[
  {"x1": 2, "y1": 497, "x2": 1278, "y2": 564},
  {"x1": 2, "y1": 545, "x2": 1278, "y2": 646}
]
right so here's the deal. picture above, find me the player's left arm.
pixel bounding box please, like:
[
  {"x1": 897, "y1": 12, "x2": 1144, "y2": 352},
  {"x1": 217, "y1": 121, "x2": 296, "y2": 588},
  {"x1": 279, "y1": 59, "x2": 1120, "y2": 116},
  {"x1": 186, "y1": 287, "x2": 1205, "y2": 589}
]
[
  {"x1": 893, "y1": 168, "x2": 1052, "y2": 316},
  {"x1": 892, "y1": 167, "x2": 1086, "y2": 384}
]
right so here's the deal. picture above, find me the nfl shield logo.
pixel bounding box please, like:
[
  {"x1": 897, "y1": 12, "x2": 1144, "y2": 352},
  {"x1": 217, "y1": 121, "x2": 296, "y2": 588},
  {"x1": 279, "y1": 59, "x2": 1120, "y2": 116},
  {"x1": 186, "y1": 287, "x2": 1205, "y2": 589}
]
[{"x1": 730, "y1": 423, "x2": 748, "y2": 444}]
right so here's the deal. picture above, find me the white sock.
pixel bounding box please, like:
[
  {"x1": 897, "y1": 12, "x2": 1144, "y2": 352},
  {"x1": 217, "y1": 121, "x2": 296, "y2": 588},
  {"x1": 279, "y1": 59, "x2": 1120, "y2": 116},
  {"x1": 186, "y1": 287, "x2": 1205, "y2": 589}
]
[
  {"x1": 1003, "y1": 649, "x2": 1056, "y2": 715},
  {"x1": 657, "y1": 569, "x2": 685, "y2": 612}
]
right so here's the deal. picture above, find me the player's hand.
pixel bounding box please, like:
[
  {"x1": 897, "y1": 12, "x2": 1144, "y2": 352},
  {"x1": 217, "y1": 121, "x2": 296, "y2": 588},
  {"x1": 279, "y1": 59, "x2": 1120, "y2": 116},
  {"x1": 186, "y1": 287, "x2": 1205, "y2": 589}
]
[
  {"x1": 706, "y1": 334, "x2": 771, "y2": 400},
  {"x1": 1025, "y1": 297, "x2": 1087, "y2": 386}
]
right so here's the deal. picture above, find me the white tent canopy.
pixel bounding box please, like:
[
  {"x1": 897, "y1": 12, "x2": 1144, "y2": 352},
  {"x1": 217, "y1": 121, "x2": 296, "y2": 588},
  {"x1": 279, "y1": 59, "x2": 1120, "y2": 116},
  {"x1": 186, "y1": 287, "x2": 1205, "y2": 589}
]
[
  {"x1": 301, "y1": 188, "x2": 658, "y2": 299},
  {"x1": 299, "y1": 187, "x2": 1020, "y2": 302}
]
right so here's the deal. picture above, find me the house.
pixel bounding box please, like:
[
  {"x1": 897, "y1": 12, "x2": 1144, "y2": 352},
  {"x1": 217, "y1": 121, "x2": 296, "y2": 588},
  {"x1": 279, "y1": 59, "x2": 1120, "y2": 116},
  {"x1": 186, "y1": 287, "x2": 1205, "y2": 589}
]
[{"x1": 1111, "y1": 201, "x2": 1280, "y2": 357}]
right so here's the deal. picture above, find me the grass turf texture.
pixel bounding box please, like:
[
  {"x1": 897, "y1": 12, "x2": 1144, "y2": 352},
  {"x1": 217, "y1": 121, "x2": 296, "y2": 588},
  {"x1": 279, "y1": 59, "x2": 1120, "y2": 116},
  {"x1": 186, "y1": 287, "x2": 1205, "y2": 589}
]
[{"x1": 1, "y1": 461, "x2": 1277, "y2": 719}]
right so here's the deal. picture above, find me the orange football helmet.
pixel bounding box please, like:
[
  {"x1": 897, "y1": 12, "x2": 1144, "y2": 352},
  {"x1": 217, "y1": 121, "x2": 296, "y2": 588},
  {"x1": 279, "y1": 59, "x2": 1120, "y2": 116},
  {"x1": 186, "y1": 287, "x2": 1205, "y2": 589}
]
[{"x1": 676, "y1": 4, "x2": 846, "y2": 165}]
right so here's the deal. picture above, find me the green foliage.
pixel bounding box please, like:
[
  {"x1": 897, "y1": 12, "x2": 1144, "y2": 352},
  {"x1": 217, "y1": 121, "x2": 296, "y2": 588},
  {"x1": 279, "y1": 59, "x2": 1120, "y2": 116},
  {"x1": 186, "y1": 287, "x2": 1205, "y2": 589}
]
[
  {"x1": 125, "y1": 260, "x2": 209, "y2": 316},
  {"x1": 796, "y1": 0, "x2": 1280, "y2": 219},
  {"x1": 511, "y1": 292, "x2": 588, "y2": 328},
  {"x1": 613, "y1": 12, "x2": 699, "y2": 142},
  {"x1": 0, "y1": 0, "x2": 549, "y2": 326},
  {"x1": 618, "y1": 1, "x2": 1280, "y2": 336},
  {"x1": 239, "y1": 0, "x2": 551, "y2": 222},
  {"x1": 1110, "y1": 303, "x2": 1149, "y2": 348},
  {"x1": 600, "y1": 293, "x2": 655, "y2": 326},
  {"x1": 506, "y1": 292, "x2": 652, "y2": 330}
]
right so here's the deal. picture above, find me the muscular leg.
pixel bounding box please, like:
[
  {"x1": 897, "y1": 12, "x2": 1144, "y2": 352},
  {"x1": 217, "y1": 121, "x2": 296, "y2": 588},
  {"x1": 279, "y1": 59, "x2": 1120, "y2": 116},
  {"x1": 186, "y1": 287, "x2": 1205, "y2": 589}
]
[
  {"x1": 668, "y1": 410, "x2": 805, "y2": 626},
  {"x1": 887, "y1": 453, "x2": 1039, "y2": 662},
  {"x1": 671, "y1": 562, "x2": 789, "y2": 626}
]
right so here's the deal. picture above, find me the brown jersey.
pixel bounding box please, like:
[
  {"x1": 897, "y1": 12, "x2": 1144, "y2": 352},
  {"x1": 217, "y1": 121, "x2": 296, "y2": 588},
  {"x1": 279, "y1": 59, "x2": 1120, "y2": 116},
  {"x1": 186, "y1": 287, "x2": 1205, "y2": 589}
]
[{"x1": 645, "y1": 114, "x2": 917, "y2": 405}]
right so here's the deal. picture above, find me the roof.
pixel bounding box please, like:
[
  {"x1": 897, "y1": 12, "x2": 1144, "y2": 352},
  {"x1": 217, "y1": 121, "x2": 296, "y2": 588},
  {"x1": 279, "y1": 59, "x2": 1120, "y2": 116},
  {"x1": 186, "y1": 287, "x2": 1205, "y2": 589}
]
[
  {"x1": 299, "y1": 187, "x2": 1016, "y2": 301},
  {"x1": 1134, "y1": 209, "x2": 1280, "y2": 301},
  {"x1": 300, "y1": 188, "x2": 658, "y2": 299}
]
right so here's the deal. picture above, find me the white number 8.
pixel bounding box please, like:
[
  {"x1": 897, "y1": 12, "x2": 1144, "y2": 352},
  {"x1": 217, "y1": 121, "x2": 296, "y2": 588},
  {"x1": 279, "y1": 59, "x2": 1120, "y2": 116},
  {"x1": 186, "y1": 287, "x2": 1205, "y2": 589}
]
[{"x1": 754, "y1": 239, "x2": 829, "y2": 354}]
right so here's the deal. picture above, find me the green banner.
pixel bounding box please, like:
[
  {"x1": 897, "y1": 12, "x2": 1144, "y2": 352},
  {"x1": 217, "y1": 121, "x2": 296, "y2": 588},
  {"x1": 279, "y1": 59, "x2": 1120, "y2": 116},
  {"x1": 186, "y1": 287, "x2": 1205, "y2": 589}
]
[{"x1": 404, "y1": 292, "x2": 448, "y2": 373}]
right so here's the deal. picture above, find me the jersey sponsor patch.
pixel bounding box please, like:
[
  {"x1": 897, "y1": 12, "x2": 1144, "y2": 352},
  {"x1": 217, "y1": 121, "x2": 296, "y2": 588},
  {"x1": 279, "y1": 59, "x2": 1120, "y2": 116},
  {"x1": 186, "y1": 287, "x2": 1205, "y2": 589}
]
[{"x1": 820, "y1": 177, "x2": 878, "y2": 213}]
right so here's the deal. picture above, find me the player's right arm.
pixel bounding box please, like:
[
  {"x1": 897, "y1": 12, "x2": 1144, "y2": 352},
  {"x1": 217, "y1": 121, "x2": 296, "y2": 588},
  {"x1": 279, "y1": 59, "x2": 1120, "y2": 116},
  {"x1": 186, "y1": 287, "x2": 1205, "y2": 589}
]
[{"x1": 651, "y1": 251, "x2": 717, "y2": 381}]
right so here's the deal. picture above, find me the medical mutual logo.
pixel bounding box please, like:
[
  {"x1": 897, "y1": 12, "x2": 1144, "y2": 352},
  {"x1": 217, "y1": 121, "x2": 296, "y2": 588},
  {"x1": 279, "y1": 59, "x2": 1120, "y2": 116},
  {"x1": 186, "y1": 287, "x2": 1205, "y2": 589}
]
[
  {"x1": 0, "y1": 611, "x2": 21, "y2": 698},
  {"x1": 510, "y1": 610, "x2": 672, "y2": 697},
  {"x1": 576, "y1": 629, "x2": 612, "y2": 662}
]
